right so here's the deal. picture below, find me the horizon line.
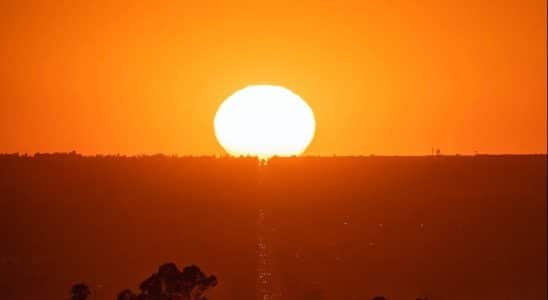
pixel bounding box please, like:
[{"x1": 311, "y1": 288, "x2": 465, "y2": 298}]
[{"x1": 1, "y1": 152, "x2": 546, "y2": 159}]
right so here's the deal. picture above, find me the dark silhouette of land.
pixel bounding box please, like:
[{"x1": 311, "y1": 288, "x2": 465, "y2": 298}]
[{"x1": 0, "y1": 154, "x2": 546, "y2": 300}]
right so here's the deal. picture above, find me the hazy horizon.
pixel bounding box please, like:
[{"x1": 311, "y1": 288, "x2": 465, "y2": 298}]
[{"x1": 2, "y1": 151, "x2": 547, "y2": 157}]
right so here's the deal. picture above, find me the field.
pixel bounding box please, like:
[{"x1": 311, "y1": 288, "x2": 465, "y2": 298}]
[{"x1": 1, "y1": 154, "x2": 545, "y2": 300}]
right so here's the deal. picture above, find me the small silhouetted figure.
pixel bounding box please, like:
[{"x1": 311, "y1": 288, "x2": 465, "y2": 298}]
[
  {"x1": 120, "y1": 262, "x2": 217, "y2": 300},
  {"x1": 372, "y1": 297, "x2": 387, "y2": 300},
  {"x1": 70, "y1": 283, "x2": 91, "y2": 300}
]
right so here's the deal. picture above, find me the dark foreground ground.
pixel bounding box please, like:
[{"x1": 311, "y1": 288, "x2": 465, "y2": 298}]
[{"x1": 0, "y1": 154, "x2": 546, "y2": 300}]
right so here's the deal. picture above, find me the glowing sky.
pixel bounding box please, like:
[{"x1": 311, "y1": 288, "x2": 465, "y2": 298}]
[{"x1": 0, "y1": 0, "x2": 545, "y2": 155}]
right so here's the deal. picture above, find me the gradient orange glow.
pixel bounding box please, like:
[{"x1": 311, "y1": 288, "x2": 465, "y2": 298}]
[{"x1": 0, "y1": 0, "x2": 546, "y2": 155}]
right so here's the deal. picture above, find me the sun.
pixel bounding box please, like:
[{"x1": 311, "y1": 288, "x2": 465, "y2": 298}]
[{"x1": 214, "y1": 85, "x2": 316, "y2": 160}]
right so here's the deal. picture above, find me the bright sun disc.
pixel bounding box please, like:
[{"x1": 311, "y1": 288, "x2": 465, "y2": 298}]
[{"x1": 214, "y1": 85, "x2": 315, "y2": 159}]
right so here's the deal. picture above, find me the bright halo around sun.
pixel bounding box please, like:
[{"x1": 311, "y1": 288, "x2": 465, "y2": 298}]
[{"x1": 214, "y1": 85, "x2": 316, "y2": 160}]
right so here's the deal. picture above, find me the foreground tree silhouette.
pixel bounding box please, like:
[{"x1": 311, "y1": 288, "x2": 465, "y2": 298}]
[
  {"x1": 70, "y1": 283, "x2": 91, "y2": 300},
  {"x1": 119, "y1": 262, "x2": 217, "y2": 300}
]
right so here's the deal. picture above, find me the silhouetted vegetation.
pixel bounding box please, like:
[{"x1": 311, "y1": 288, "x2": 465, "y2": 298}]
[
  {"x1": 115, "y1": 263, "x2": 217, "y2": 300},
  {"x1": 70, "y1": 283, "x2": 91, "y2": 300}
]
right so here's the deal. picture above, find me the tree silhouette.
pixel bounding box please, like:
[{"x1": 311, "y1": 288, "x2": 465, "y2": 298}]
[
  {"x1": 70, "y1": 283, "x2": 91, "y2": 300},
  {"x1": 120, "y1": 262, "x2": 217, "y2": 300}
]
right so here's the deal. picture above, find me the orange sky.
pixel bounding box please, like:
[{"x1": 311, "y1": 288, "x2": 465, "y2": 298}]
[{"x1": 0, "y1": 0, "x2": 546, "y2": 155}]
